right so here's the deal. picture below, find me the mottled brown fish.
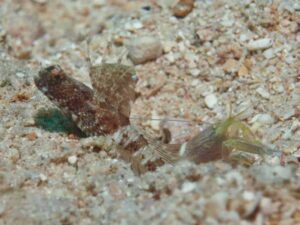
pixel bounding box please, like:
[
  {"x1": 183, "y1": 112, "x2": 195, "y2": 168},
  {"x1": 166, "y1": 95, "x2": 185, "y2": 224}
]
[
  {"x1": 34, "y1": 63, "x2": 164, "y2": 174},
  {"x1": 34, "y1": 64, "x2": 138, "y2": 136}
]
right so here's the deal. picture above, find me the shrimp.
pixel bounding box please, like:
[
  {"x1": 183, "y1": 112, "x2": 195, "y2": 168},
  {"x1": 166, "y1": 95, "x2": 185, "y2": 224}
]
[{"x1": 154, "y1": 114, "x2": 280, "y2": 166}]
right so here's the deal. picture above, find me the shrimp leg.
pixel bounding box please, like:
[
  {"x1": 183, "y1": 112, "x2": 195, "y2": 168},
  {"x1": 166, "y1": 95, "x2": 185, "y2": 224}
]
[{"x1": 222, "y1": 138, "x2": 281, "y2": 165}]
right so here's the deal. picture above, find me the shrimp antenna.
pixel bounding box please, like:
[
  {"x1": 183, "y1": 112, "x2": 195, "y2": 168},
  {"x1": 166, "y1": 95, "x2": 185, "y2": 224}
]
[
  {"x1": 228, "y1": 102, "x2": 233, "y2": 117},
  {"x1": 130, "y1": 116, "x2": 192, "y2": 124},
  {"x1": 85, "y1": 38, "x2": 92, "y2": 69},
  {"x1": 130, "y1": 115, "x2": 213, "y2": 127},
  {"x1": 116, "y1": 48, "x2": 128, "y2": 64},
  {"x1": 226, "y1": 101, "x2": 258, "y2": 120}
]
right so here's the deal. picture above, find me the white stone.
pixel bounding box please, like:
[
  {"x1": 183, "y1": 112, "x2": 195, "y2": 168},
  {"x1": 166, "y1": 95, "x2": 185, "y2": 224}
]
[
  {"x1": 246, "y1": 38, "x2": 273, "y2": 51},
  {"x1": 39, "y1": 173, "x2": 48, "y2": 181},
  {"x1": 221, "y1": 18, "x2": 235, "y2": 27},
  {"x1": 256, "y1": 86, "x2": 270, "y2": 99},
  {"x1": 294, "y1": 2, "x2": 300, "y2": 10},
  {"x1": 225, "y1": 171, "x2": 243, "y2": 187},
  {"x1": 260, "y1": 197, "x2": 275, "y2": 215},
  {"x1": 274, "y1": 107, "x2": 295, "y2": 121},
  {"x1": 127, "y1": 36, "x2": 163, "y2": 64},
  {"x1": 239, "y1": 34, "x2": 249, "y2": 42},
  {"x1": 263, "y1": 48, "x2": 275, "y2": 59},
  {"x1": 16, "y1": 72, "x2": 25, "y2": 78},
  {"x1": 285, "y1": 55, "x2": 295, "y2": 63},
  {"x1": 181, "y1": 181, "x2": 196, "y2": 193},
  {"x1": 266, "y1": 65, "x2": 276, "y2": 73},
  {"x1": 205, "y1": 94, "x2": 218, "y2": 109},
  {"x1": 201, "y1": 85, "x2": 214, "y2": 97},
  {"x1": 243, "y1": 191, "x2": 255, "y2": 201},
  {"x1": 255, "y1": 214, "x2": 264, "y2": 225},
  {"x1": 251, "y1": 165, "x2": 292, "y2": 184},
  {"x1": 178, "y1": 42, "x2": 186, "y2": 52},
  {"x1": 125, "y1": 20, "x2": 143, "y2": 30},
  {"x1": 191, "y1": 79, "x2": 200, "y2": 86},
  {"x1": 68, "y1": 155, "x2": 77, "y2": 165},
  {"x1": 132, "y1": 20, "x2": 143, "y2": 29},
  {"x1": 189, "y1": 68, "x2": 201, "y2": 77},
  {"x1": 111, "y1": 159, "x2": 119, "y2": 164},
  {"x1": 185, "y1": 52, "x2": 197, "y2": 63},
  {"x1": 165, "y1": 52, "x2": 175, "y2": 63},
  {"x1": 250, "y1": 114, "x2": 274, "y2": 124},
  {"x1": 127, "y1": 177, "x2": 135, "y2": 184},
  {"x1": 273, "y1": 84, "x2": 284, "y2": 93}
]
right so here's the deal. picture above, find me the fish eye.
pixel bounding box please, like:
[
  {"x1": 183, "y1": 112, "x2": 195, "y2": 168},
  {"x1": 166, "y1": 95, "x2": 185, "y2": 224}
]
[{"x1": 47, "y1": 65, "x2": 64, "y2": 80}]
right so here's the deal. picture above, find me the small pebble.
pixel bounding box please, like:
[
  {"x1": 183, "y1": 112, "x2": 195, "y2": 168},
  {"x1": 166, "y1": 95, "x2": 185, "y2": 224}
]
[
  {"x1": 225, "y1": 171, "x2": 243, "y2": 187},
  {"x1": 113, "y1": 36, "x2": 125, "y2": 46},
  {"x1": 172, "y1": 0, "x2": 195, "y2": 18},
  {"x1": 125, "y1": 20, "x2": 143, "y2": 31},
  {"x1": 239, "y1": 34, "x2": 249, "y2": 42},
  {"x1": 189, "y1": 68, "x2": 201, "y2": 77},
  {"x1": 221, "y1": 17, "x2": 235, "y2": 27},
  {"x1": 263, "y1": 48, "x2": 275, "y2": 59},
  {"x1": 273, "y1": 83, "x2": 284, "y2": 93},
  {"x1": 260, "y1": 198, "x2": 276, "y2": 215},
  {"x1": 243, "y1": 191, "x2": 255, "y2": 201},
  {"x1": 39, "y1": 173, "x2": 48, "y2": 182},
  {"x1": 165, "y1": 52, "x2": 176, "y2": 63},
  {"x1": 256, "y1": 86, "x2": 270, "y2": 99},
  {"x1": 68, "y1": 155, "x2": 77, "y2": 165},
  {"x1": 205, "y1": 94, "x2": 218, "y2": 109},
  {"x1": 26, "y1": 132, "x2": 38, "y2": 141},
  {"x1": 191, "y1": 79, "x2": 200, "y2": 86},
  {"x1": 251, "y1": 165, "x2": 292, "y2": 184},
  {"x1": 255, "y1": 213, "x2": 264, "y2": 225},
  {"x1": 131, "y1": 21, "x2": 143, "y2": 29},
  {"x1": 223, "y1": 59, "x2": 239, "y2": 73},
  {"x1": 250, "y1": 114, "x2": 274, "y2": 124},
  {"x1": 181, "y1": 181, "x2": 196, "y2": 193},
  {"x1": 274, "y1": 107, "x2": 295, "y2": 121},
  {"x1": 196, "y1": 28, "x2": 215, "y2": 42},
  {"x1": 16, "y1": 72, "x2": 25, "y2": 78},
  {"x1": 238, "y1": 64, "x2": 249, "y2": 76},
  {"x1": 127, "y1": 36, "x2": 163, "y2": 64},
  {"x1": 285, "y1": 55, "x2": 295, "y2": 64},
  {"x1": 246, "y1": 38, "x2": 273, "y2": 51}
]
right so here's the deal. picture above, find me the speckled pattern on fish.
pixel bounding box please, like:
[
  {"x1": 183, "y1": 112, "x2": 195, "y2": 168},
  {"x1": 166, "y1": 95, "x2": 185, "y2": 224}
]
[
  {"x1": 34, "y1": 64, "x2": 138, "y2": 136},
  {"x1": 34, "y1": 63, "x2": 165, "y2": 174}
]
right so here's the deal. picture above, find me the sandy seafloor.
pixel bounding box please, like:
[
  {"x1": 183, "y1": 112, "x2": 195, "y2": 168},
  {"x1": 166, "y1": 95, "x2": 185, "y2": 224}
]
[{"x1": 0, "y1": 0, "x2": 300, "y2": 224}]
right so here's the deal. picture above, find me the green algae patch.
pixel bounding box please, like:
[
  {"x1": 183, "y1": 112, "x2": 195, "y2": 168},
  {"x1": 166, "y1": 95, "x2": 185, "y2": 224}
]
[{"x1": 34, "y1": 108, "x2": 86, "y2": 137}]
